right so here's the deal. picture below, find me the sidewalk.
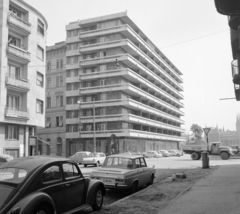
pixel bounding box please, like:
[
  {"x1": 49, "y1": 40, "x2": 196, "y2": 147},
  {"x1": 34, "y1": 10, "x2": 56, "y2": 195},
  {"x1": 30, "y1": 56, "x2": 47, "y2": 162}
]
[{"x1": 159, "y1": 164, "x2": 240, "y2": 214}]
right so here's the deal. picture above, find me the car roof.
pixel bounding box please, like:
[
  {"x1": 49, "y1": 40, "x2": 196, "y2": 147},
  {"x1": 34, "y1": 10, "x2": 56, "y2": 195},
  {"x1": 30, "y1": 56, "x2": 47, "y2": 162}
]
[
  {"x1": 0, "y1": 156, "x2": 70, "y2": 172},
  {"x1": 107, "y1": 154, "x2": 143, "y2": 159},
  {"x1": 0, "y1": 154, "x2": 13, "y2": 158},
  {"x1": 76, "y1": 151, "x2": 91, "y2": 154}
]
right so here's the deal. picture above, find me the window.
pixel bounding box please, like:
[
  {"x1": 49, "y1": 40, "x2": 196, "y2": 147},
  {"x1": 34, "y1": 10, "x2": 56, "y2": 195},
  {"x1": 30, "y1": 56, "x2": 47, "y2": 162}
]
[
  {"x1": 56, "y1": 95, "x2": 63, "y2": 107},
  {"x1": 37, "y1": 72, "x2": 44, "y2": 87},
  {"x1": 47, "y1": 61, "x2": 51, "y2": 71},
  {"x1": 5, "y1": 124, "x2": 19, "y2": 140},
  {"x1": 56, "y1": 116, "x2": 63, "y2": 127},
  {"x1": 56, "y1": 59, "x2": 59, "y2": 69},
  {"x1": 62, "y1": 163, "x2": 80, "y2": 179},
  {"x1": 36, "y1": 99, "x2": 43, "y2": 114},
  {"x1": 47, "y1": 97, "x2": 51, "y2": 108},
  {"x1": 8, "y1": 64, "x2": 20, "y2": 79},
  {"x1": 8, "y1": 35, "x2": 21, "y2": 48},
  {"x1": 47, "y1": 78, "x2": 51, "y2": 89},
  {"x1": 56, "y1": 77, "x2": 60, "y2": 87},
  {"x1": 60, "y1": 76, "x2": 63, "y2": 87},
  {"x1": 7, "y1": 94, "x2": 19, "y2": 110},
  {"x1": 42, "y1": 165, "x2": 61, "y2": 183},
  {"x1": 60, "y1": 59, "x2": 63, "y2": 68},
  {"x1": 46, "y1": 117, "x2": 51, "y2": 127},
  {"x1": 37, "y1": 45, "x2": 44, "y2": 61},
  {"x1": 38, "y1": 19, "x2": 44, "y2": 36}
]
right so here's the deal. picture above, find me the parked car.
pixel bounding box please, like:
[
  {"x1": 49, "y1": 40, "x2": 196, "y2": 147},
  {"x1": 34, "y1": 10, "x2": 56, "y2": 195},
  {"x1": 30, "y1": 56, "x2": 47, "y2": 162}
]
[
  {"x1": 175, "y1": 150, "x2": 184, "y2": 156},
  {"x1": 0, "y1": 156, "x2": 106, "y2": 214},
  {"x1": 144, "y1": 151, "x2": 162, "y2": 158},
  {"x1": 168, "y1": 150, "x2": 180, "y2": 156},
  {"x1": 91, "y1": 154, "x2": 155, "y2": 193},
  {"x1": 83, "y1": 152, "x2": 106, "y2": 167},
  {"x1": 0, "y1": 154, "x2": 14, "y2": 166},
  {"x1": 68, "y1": 151, "x2": 91, "y2": 164},
  {"x1": 159, "y1": 150, "x2": 171, "y2": 157}
]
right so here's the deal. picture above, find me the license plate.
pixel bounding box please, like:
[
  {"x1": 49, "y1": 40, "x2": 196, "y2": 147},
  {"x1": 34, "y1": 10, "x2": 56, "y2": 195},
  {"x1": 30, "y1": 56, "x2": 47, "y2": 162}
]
[{"x1": 102, "y1": 178, "x2": 115, "y2": 184}]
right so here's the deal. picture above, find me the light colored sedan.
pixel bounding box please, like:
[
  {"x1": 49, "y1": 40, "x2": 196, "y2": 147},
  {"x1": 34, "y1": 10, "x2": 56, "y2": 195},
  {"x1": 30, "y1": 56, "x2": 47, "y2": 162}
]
[
  {"x1": 91, "y1": 154, "x2": 155, "y2": 193},
  {"x1": 144, "y1": 151, "x2": 162, "y2": 158},
  {"x1": 68, "y1": 151, "x2": 91, "y2": 164},
  {"x1": 159, "y1": 150, "x2": 171, "y2": 157},
  {"x1": 83, "y1": 153, "x2": 106, "y2": 167}
]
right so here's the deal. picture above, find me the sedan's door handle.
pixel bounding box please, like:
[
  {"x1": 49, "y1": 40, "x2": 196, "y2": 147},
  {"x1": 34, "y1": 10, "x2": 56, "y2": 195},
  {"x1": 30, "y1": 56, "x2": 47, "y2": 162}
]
[{"x1": 65, "y1": 183, "x2": 70, "y2": 187}]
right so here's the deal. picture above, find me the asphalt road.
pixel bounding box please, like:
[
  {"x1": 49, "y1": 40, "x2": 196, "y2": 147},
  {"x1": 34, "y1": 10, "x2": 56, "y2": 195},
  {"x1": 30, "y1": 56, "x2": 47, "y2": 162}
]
[{"x1": 79, "y1": 154, "x2": 240, "y2": 213}]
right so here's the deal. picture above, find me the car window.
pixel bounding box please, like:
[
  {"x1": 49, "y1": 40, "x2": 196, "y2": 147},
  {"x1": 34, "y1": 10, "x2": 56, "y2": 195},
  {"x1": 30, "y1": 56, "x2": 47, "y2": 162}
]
[
  {"x1": 104, "y1": 157, "x2": 133, "y2": 169},
  {"x1": 140, "y1": 158, "x2": 147, "y2": 167},
  {"x1": 42, "y1": 165, "x2": 61, "y2": 183},
  {"x1": 0, "y1": 167, "x2": 27, "y2": 183},
  {"x1": 63, "y1": 163, "x2": 80, "y2": 179},
  {"x1": 135, "y1": 159, "x2": 140, "y2": 168}
]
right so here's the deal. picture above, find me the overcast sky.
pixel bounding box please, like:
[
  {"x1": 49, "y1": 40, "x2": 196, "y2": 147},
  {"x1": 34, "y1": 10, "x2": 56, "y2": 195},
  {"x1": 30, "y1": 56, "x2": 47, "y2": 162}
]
[{"x1": 25, "y1": 0, "x2": 239, "y2": 132}]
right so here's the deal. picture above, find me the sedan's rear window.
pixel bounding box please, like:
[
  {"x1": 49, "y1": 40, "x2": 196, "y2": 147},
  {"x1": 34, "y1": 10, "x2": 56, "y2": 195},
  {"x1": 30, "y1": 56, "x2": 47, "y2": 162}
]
[
  {"x1": 0, "y1": 168, "x2": 27, "y2": 184},
  {"x1": 103, "y1": 157, "x2": 133, "y2": 169}
]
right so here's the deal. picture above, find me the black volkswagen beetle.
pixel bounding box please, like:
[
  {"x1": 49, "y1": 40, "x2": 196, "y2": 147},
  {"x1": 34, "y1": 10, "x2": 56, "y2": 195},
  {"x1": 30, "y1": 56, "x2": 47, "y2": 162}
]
[{"x1": 0, "y1": 156, "x2": 106, "y2": 214}]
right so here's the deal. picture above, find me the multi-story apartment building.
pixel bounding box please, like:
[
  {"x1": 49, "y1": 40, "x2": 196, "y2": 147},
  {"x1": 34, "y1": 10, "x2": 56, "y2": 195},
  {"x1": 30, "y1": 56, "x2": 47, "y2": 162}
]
[
  {"x1": 64, "y1": 12, "x2": 185, "y2": 156},
  {"x1": 37, "y1": 42, "x2": 67, "y2": 157},
  {"x1": 0, "y1": 0, "x2": 47, "y2": 158}
]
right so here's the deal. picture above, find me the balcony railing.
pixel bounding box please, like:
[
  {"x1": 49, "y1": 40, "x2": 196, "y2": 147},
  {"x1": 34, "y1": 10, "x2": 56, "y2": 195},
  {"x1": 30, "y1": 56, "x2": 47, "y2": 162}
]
[
  {"x1": 7, "y1": 44, "x2": 31, "y2": 62},
  {"x1": 7, "y1": 12, "x2": 31, "y2": 34},
  {"x1": 5, "y1": 107, "x2": 29, "y2": 119},
  {"x1": 5, "y1": 73, "x2": 30, "y2": 90}
]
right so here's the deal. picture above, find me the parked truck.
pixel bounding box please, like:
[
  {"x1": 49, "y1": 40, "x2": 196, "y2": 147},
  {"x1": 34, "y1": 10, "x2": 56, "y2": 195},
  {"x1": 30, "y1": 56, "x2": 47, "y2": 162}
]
[{"x1": 182, "y1": 142, "x2": 234, "y2": 160}]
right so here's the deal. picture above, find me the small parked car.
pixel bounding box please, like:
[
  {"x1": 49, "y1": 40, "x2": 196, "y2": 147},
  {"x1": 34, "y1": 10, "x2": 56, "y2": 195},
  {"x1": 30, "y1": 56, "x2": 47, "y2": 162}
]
[
  {"x1": 159, "y1": 150, "x2": 171, "y2": 157},
  {"x1": 68, "y1": 151, "x2": 91, "y2": 164},
  {"x1": 168, "y1": 150, "x2": 180, "y2": 156},
  {"x1": 144, "y1": 150, "x2": 162, "y2": 158},
  {"x1": 0, "y1": 156, "x2": 106, "y2": 214},
  {"x1": 91, "y1": 154, "x2": 155, "y2": 193},
  {"x1": 83, "y1": 152, "x2": 106, "y2": 167},
  {"x1": 0, "y1": 154, "x2": 14, "y2": 166}
]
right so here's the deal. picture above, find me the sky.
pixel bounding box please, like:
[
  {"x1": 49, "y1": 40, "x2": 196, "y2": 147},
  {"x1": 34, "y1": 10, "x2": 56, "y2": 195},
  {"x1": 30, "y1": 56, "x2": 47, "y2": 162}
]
[{"x1": 25, "y1": 0, "x2": 239, "y2": 132}]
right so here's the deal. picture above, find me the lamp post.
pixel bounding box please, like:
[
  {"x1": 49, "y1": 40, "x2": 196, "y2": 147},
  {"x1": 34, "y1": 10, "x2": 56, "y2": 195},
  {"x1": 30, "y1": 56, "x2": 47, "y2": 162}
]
[{"x1": 203, "y1": 127, "x2": 211, "y2": 152}]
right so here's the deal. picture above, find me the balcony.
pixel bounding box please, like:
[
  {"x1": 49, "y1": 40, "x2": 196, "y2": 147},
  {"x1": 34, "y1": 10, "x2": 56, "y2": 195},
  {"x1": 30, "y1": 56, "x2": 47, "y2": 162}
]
[
  {"x1": 7, "y1": 12, "x2": 31, "y2": 35},
  {"x1": 5, "y1": 107, "x2": 29, "y2": 120},
  {"x1": 232, "y1": 59, "x2": 240, "y2": 85},
  {"x1": 5, "y1": 73, "x2": 30, "y2": 92},
  {"x1": 7, "y1": 44, "x2": 30, "y2": 64}
]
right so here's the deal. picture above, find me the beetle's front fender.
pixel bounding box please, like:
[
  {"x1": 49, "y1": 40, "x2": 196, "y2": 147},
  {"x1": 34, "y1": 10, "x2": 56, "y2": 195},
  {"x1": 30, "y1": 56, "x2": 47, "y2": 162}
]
[
  {"x1": 7, "y1": 192, "x2": 56, "y2": 214},
  {"x1": 85, "y1": 178, "x2": 106, "y2": 206}
]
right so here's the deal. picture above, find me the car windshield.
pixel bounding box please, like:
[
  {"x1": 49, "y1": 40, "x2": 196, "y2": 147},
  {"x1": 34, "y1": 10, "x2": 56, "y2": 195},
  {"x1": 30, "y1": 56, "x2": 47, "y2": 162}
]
[
  {"x1": 89, "y1": 153, "x2": 100, "y2": 157},
  {"x1": 103, "y1": 157, "x2": 133, "y2": 169},
  {"x1": 0, "y1": 168, "x2": 27, "y2": 184}
]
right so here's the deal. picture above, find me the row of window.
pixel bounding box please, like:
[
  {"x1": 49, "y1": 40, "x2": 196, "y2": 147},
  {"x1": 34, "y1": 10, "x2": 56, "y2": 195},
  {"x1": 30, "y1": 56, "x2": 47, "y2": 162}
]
[
  {"x1": 46, "y1": 116, "x2": 64, "y2": 128},
  {"x1": 47, "y1": 96, "x2": 64, "y2": 108},
  {"x1": 46, "y1": 76, "x2": 64, "y2": 88},
  {"x1": 47, "y1": 59, "x2": 64, "y2": 71}
]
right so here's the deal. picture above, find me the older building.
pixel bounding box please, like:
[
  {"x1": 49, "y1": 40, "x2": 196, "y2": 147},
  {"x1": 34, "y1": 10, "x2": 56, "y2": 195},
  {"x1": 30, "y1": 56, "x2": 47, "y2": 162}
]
[
  {"x1": 65, "y1": 12, "x2": 185, "y2": 156},
  {"x1": 0, "y1": 0, "x2": 47, "y2": 158},
  {"x1": 37, "y1": 42, "x2": 67, "y2": 157}
]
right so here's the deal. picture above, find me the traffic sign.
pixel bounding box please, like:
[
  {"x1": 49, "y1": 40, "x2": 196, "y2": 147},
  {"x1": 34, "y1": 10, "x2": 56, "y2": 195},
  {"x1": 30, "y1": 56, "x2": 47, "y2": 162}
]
[{"x1": 203, "y1": 127, "x2": 211, "y2": 135}]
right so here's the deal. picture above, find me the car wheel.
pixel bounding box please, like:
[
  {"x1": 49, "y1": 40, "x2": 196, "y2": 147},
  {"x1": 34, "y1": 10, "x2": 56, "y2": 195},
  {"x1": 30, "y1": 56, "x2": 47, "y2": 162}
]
[
  {"x1": 130, "y1": 181, "x2": 138, "y2": 194},
  {"x1": 84, "y1": 164, "x2": 87, "y2": 167},
  {"x1": 148, "y1": 174, "x2": 154, "y2": 186},
  {"x1": 95, "y1": 161, "x2": 99, "y2": 167},
  {"x1": 92, "y1": 187, "x2": 104, "y2": 211},
  {"x1": 220, "y1": 152, "x2": 230, "y2": 160},
  {"x1": 191, "y1": 152, "x2": 200, "y2": 160},
  {"x1": 35, "y1": 204, "x2": 50, "y2": 214}
]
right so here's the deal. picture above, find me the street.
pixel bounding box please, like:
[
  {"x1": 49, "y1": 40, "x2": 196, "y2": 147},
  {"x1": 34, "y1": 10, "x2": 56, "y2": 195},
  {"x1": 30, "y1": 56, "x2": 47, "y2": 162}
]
[{"x1": 79, "y1": 154, "x2": 240, "y2": 213}]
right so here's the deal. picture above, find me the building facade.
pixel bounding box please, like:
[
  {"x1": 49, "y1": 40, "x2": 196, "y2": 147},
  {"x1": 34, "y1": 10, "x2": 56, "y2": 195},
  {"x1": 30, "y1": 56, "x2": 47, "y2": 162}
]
[
  {"x1": 0, "y1": 0, "x2": 47, "y2": 158},
  {"x1": 37, "y1": 42, "x2": 67, "y2": 157},
  {"x1": 65, "y1": 12, "x2": 185, "y2": 156}
]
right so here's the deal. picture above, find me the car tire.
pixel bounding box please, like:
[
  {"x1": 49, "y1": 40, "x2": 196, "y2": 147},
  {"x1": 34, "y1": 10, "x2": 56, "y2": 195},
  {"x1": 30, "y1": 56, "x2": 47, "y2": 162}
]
[
  {"x1": 130, "y1": 181, "x2": 138, "y2": 194},
  {"x1": 220, "y1": 152, "x2": 230, "y2": 160},
  {"x1": 191, "y1": 152, "x2": 200, "y2": 160},
  {"x1": 35, "y1": 204, "x2": 50, "y2": 214},
  {"x1": 92, "y1": 187, "x2": 104, "y2": 211},
  {"x1": 84, "y1": 164, "x2": 87, "y2": 167},
  {"x1": 148, "y1": 174, "x2": 154, "y2": 186},
  {"x1": 95, "y1": 162, "x2": 99, "y2": 167}
]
